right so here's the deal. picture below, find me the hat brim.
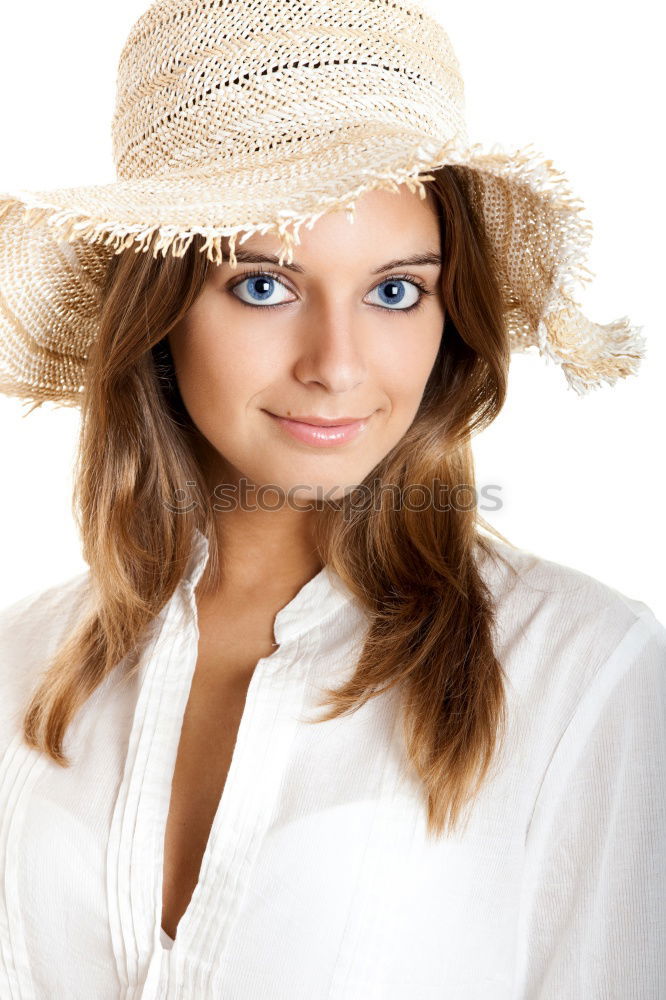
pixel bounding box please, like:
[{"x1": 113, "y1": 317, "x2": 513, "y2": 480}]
[{"x1": 0, "y1": 133, "x2": 645, "y2": 405}]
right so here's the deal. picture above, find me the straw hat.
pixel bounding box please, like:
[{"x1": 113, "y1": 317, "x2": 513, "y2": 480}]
[{"x1": 0, "y1": 0, "x2": 645, "y2": 407}]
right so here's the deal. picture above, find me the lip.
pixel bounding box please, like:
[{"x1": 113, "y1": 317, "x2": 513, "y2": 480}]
[
  {"x1": 264, "y1": 410, "x2": 373, "y2": 446},
  {"x1": 269, "y1": 414, "x2": 369, "y2": 426}
]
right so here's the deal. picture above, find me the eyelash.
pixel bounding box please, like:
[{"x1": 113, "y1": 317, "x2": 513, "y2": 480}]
[{"x1": 228, "y1": 268, "x2": 434, "y2": 315}]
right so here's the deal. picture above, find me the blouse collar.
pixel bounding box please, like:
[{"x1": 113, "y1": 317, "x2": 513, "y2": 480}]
[{"x1": 181, "y1": 527, "x2": 356, "y2": 645}]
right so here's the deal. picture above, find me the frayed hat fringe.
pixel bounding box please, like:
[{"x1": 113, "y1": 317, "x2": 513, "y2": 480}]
[
  {"x1": 538, "y1": 308, "x2": 647, "y2": 396},
  {"x1": 2, "y1": 135, "x2": 587, "y2": 282},
  {"x1": 2, "y1": 139, "x2": 449, "y2": 270}
]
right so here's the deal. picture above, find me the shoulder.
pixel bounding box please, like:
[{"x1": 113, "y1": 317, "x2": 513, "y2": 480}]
[
  {"x1": 0, "y1": 569, "x2": 94, "y2": 650},
  {"x1": 475, "y1": 532, "x2": 662, "y2": 645},
  {"x1": 474, "y1": 533, "x2": 665, "y2": 737},
  {"x1": 0, "y1": 570, "x2": 93, "y2": 747}
]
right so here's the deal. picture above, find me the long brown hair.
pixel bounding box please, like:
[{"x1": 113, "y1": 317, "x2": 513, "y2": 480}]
[{"x1": 22, "y1": 165, "x2": 517, "y2": 838}]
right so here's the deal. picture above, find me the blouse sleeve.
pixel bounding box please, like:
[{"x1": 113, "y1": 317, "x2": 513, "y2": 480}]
[{"x1": 513, "y1": 606, "x2": 666, "y2": 1000}]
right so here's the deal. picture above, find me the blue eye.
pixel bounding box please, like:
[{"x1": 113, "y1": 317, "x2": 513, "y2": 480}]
[
  {"x1": 229, "y1": 270, "x2": 430, "y2": 314},
  {"x1": 232, "y1": 273, "x2": 292, "y2": 307},
  {"x1": 368, "y1": 278, "x2": 422, "y2": 310}
]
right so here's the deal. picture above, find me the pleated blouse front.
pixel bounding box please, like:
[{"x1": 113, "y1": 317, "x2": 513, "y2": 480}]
[{"x1": 0, "y1": 528, "x2": 664, "y2": 999}]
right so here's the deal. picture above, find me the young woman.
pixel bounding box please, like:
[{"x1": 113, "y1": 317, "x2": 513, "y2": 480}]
[{"x1": 0, "y1": 1, "x2": 662, "y2": 997}]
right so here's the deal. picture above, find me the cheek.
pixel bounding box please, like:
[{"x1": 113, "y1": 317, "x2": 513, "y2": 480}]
[
  {"x1": 376, "y1": 325, "x2": 442, "y2": 407},
  {"x1": 172, "y1": 318, "x2": 275, "y2": 418}
]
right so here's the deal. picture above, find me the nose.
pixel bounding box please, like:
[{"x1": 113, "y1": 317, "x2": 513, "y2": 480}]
[{"x1": 292, "y1": 303, "x2": 367, "y2": 394}]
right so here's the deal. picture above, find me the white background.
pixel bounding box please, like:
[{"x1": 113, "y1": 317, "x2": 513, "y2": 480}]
[{"x1": 0, "y1": 0, "x2": 663, "y2": 619}]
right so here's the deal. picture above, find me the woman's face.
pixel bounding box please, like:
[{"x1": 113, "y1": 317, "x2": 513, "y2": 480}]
[{"x1": 167, "y1": 184, "x2": 444, "y2": 503}]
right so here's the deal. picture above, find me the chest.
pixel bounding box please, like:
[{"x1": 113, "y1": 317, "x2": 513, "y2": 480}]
[{"x1": 160, "y1": 603, "x2": 279, "y2": 940}]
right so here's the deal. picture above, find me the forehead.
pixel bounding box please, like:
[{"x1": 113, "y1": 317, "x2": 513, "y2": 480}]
[{"x1": 219, "y1": 184, "x2": 440, "y2": 267}]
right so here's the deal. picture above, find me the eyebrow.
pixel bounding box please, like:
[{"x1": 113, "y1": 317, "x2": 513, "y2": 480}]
[{"x1": 223, "y1": 250, "x2": 442, "y2": 274}]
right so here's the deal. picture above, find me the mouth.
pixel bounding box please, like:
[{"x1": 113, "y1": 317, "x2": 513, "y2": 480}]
[{"x1": 263, "y1": 410, "x2": 374, "y2": 447}]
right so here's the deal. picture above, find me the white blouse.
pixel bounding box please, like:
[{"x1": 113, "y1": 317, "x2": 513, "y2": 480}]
[{"x1": 0, "y1": 527, "x2": 664, "y2": 999}]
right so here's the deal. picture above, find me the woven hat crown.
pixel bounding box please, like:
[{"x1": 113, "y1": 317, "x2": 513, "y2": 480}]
[{"x1": 112, "y1": 0, "x2": 467, "y2": 182}]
